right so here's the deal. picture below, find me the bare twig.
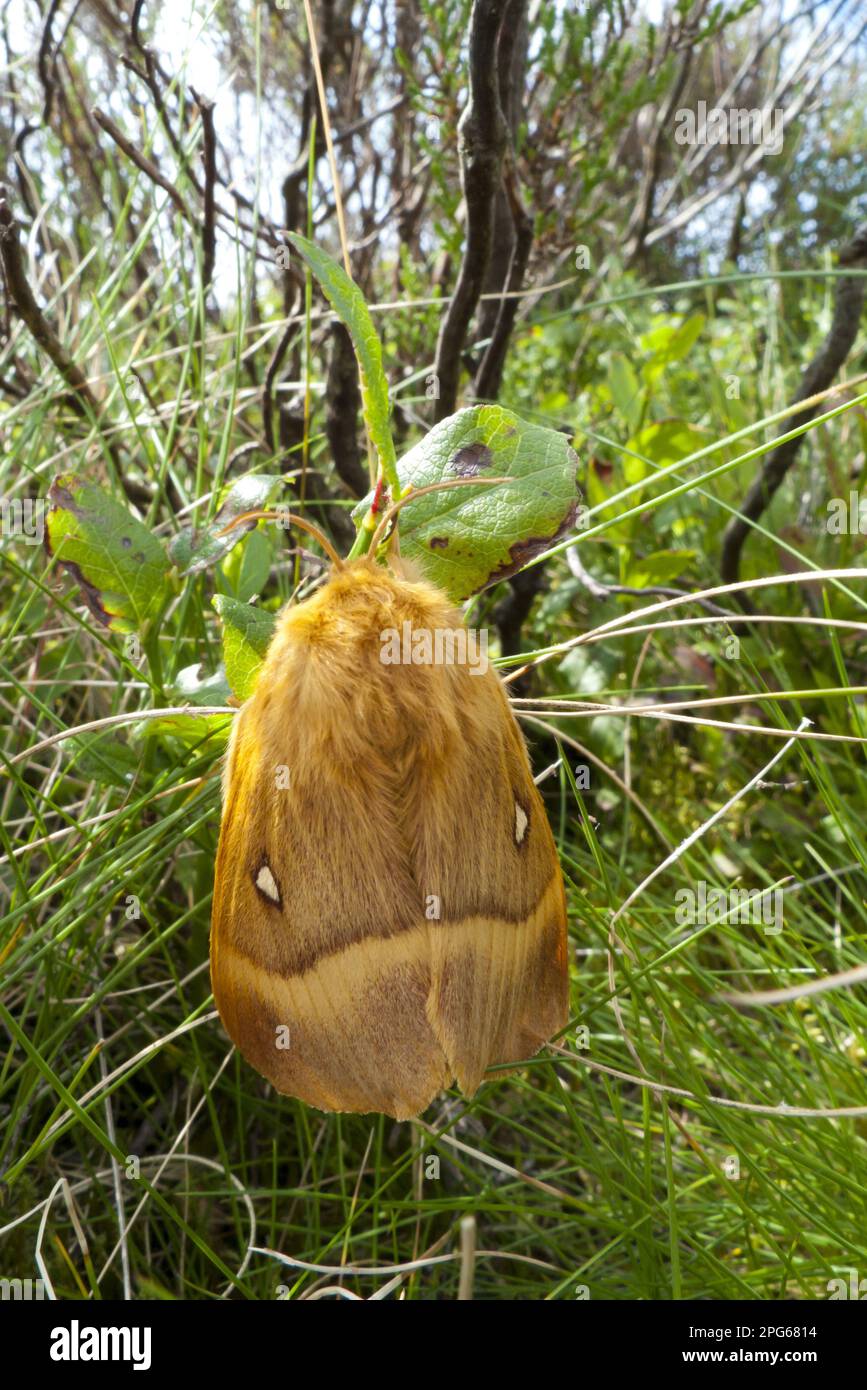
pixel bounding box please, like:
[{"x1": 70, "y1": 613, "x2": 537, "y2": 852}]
[
  {"x1": 325, "y1": 323, "x2": 368, "y2": 497},
  {"x1": 91, "y1": 107, "x2": 192, "y2": 221},
  {"x1": 262, "y1": 318, "x2": 297, "y2": 455},
  {"x1": 567, "y1": 546, "x2": 734, "y2": 619},
  {"x1": 624, "y1": 45, "x2": 695, "y2": 265},
  {"x1": 474, "y1": 164, "x2": 533, "y2": 402},
  {"x1": 194, "y1": 91, "x2": 218, "y2": 293},
  {"x1": 721, "y1": 224, "x2": 867, "y2": 604},
  {"x1": 433, "y1": 0, "x2": 508, "y2": 419},
  {"x1": 0, "y1": 185, "x2": 151, "y2": 506},
  {"x1": 0, "y1": 186, "x2": 94, "y2": 409}
]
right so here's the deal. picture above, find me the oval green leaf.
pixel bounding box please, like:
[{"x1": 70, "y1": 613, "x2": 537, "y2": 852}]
[
  {"x1": 354, "y1": 404, "x2": 581, "y2": 601},
  {"x1": 213, "y1": 595, "x2": 277, "y2": 702},
  {"x1": 46, "y1": 473, "x2": 170, "y2": 633}
]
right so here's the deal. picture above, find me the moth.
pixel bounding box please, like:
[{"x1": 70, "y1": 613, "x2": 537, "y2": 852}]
[{"x1": 211, "y1": 514, "x2": 569, "y2": 1120}]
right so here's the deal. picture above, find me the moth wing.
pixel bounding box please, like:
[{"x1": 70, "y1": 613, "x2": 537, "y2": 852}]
[
  {"x1": 418, "y1": 676, "x2": 570, "y2": 1096},
  {"x1": 211, "y1": 699, "x2": 451, "y2": 1121}
]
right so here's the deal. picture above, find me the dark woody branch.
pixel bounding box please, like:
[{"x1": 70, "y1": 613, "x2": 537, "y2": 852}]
[
  {"x1": 194, "y1": 92, "x2": 218, "y2": 294},
  {"x1": 325, "y1": 323, "x2": 369, "y2": 499},
  {"x1": 433, "y1": 0, "x2": 509, "y2": 420},
  {"x1": 91, "y1": 107, "x2": 193, "y2": 222},
  {"x1": 721, "y1": 224, "x2": 867, "y2": 605},
  {"x1": 474, "y1": 161, "x2": 532, "y2": 402},
  {"x1": 0, "y1": 186, "x2": 151, "y2": 509}
]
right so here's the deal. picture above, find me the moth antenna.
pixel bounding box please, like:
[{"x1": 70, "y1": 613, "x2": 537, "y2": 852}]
[
  {"x1": 215, "y1": 509, "x2": 345, "y2": 570},
  {"x1": 369, "y1": 476, "x2": 511, "y2": 555}
]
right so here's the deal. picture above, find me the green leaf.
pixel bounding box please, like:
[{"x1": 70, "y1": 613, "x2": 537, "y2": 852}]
[
  {"x1": 169, "y1": 473, "x2": 283, "y2": 575},
  {"x1": 220, "y1": 527, "x2": 273, "y2": 603},
  {"x1": 641, "y1": 314, "x2": 705, "y2": 382},
  {"x1": 353, "y1": 404, "x2": 581, "y2": 601},
  {"x1": 65, "y1": 729, "x2": 142, "y2": 788},
  {"x1": 626, "y1": 548, "x2": 697, "y2": 588},
  {"x1": 585, "y1": 456, "x2": 637, "y2": 545},
  {"x1": 46, "y1": 474, "x2": 170, "y2": 634},
  {"x1": 607, "y1": 353, "x2": 643, "y2": 433},
  {"x1": 624, "y1": 420, "x2": 711, "y2": 481},
  {"x1": 213, "y1": 595, "x2": 277, "y2": 701},
  {"x1": 286, "y1": 233, "x2": 397, "y2": 490},
  {"x1": 146, "y1": 664, "x2": 234, "y2": 744}
]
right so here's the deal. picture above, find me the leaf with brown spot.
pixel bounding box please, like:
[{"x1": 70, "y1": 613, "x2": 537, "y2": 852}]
[
  {"x1": 353, "y1": 405, "x2": 582, "y2": 600},
  {"x1": 450, "y1": 442, "x2": 495, "y2": 476},
  {"x1": 45, "y1": 474, "x2": 170, "y2": 633}
]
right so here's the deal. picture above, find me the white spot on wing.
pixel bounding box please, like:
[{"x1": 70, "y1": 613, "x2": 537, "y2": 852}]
[
  {"x1": 255, "y1": 862, "x2": 281, "y2": 903},
  {"x1": 514, "y1": 800, "x2": 529, "y2": 845}
]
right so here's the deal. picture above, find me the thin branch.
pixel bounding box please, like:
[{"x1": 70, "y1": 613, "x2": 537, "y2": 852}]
[
  {"x1": 194, "y1": 91, "x2": 218, "y2": 293},
  {"x1": 0, "y1": 185, "x2": 150, "y2": 506},
  {"x1": 473, "y1": 162, "x2": 533, "y2": 400},
  {"x1": 721, "y1": 223, "x2": 867, "y2": 602},
  {"x1": 325, "y1": 322, "x2": 368, "y2": 497},
  {"x1": 433, "y1": 0, "x2": 508, "y2": 419},
  {"x1": 0, "y1": 186, "x2": 94, "y2": 408},
  {"x1": 91, "y1": 107, "x2": 193, "y2": 221}
]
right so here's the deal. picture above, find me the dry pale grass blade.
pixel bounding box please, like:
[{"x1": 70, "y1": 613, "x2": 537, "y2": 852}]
[
  {"x1": 506, "y1": 569, "x2": 867, "y2": 683},
  {"x1": 608, "y1": 719, "x2": 810, "y2": 933},
  {"x1": 719, "y1": 961, "x2": 867, "y2": 1007},
  {"x1": 549, "y1": 1047, "x2": 867, "y2": 1119}
]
